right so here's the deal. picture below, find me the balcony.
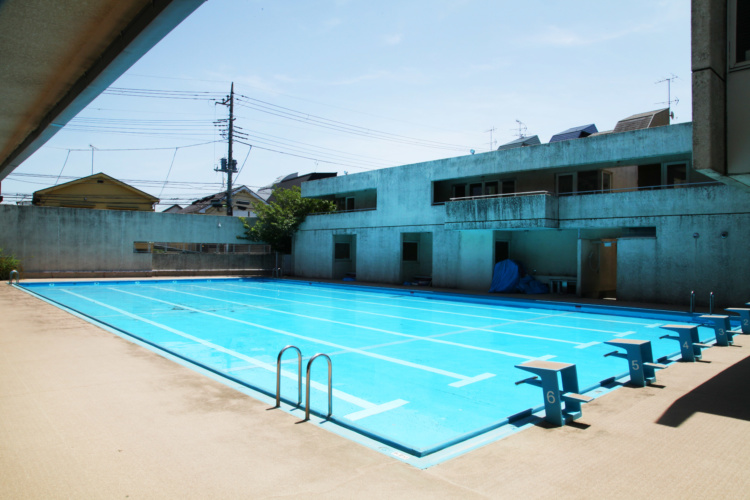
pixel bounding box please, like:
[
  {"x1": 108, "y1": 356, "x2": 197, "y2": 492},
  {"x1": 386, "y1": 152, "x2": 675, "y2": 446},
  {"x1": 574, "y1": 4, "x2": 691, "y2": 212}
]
[{"x1": 444, "y1": 191, "x2": 558, "y2": 230}]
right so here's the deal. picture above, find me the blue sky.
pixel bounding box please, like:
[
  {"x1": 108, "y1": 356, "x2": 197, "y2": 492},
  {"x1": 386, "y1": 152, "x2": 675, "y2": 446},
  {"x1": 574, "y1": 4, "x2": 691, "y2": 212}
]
[{"x1": 4, "y1": 0, "x2": 692, "y2": 209}]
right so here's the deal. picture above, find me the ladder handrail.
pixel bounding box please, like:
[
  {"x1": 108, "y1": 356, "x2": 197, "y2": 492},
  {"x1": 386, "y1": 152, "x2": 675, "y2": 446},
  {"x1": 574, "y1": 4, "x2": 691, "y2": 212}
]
[
  {"x1": 275, "y1": 345, "x2": 302, "y2": 408},
  {"x1": 305, "y1": 353, "x2": 332, "y2": 421},
  {"x1": 8, "y1": 269, "x2": 19, "y2": 285}
]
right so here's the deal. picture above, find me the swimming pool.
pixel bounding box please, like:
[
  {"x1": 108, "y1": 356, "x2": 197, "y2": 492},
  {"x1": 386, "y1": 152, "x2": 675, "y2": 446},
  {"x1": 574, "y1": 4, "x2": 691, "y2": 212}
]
[{"x1": 20, "y1": 278, "x2": 719, "y2": 465}]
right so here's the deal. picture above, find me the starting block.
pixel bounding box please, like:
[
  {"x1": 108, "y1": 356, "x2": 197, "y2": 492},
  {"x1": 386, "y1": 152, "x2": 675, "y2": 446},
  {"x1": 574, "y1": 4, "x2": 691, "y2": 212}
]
[
  {"x1": 603, "y1": 339, "x2": 667, "y2": 387},
  {"x1": 699, "y1": 315, "x2": 735, "y2": 346},
  {"x1": 725, "y1": 308, "x2": 750, "y2": 334},
  {"x1": 660, "y1": 325, "x2": 710, "y2": 362},
  {"x1": 515, "y1": 360, "x2": 593, "y2": 427}
]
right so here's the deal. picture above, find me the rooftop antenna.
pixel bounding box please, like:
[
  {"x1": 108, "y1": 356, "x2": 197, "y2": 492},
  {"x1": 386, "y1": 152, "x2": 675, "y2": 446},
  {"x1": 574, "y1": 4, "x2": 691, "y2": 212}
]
[
  {"x1": 485, "y1": 126, "x2": 497, "y2": 151},
  {"x1": 655, "y1": 74, "x2": 679, "y2": 121},
  {"x1": 512, "y1": 120, "x2": 528, "y2": 139}
]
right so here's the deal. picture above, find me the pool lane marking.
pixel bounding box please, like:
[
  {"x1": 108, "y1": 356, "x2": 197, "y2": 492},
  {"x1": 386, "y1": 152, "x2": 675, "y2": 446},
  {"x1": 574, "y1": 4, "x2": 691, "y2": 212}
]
[
  {"x1": 449, "y1": 373, "x2": 496, "y2": 388},
  {"x1": 155, "y1": 286, "x2": 550, "y2": 358},
  {"x1": 574, "y1": 341, "x2": 601, "y2": 349},
  {"x1": 107, "y1": 288, "x2": 500, "y2": 386},
  {"x1": 645, "y1": 323, "x2": 662, "y2": 328},
  {"x1": 225, "y1": 282, "x2": 641, "y2": 334},
  {"x1": 614, "y1": 331, "x2": 637, "y2": 337},
  {"x1": 246, "y1": 281, "x2": 661, "y2": 327},
  {"x1": 187, "y1": 284, "x2": 583, "y2": 347},
  {"x1": 344, "y1": 399, "x2": 409, "y2": 421},
  {"x1": 59, "y1": 289, "x2": 377, "y2": 410}
]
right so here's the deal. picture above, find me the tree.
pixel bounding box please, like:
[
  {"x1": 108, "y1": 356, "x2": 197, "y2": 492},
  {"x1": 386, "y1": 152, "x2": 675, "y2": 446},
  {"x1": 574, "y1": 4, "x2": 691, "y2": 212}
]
[{"x1": 239, "y1": 186, "x2": 335, "y2": 253}]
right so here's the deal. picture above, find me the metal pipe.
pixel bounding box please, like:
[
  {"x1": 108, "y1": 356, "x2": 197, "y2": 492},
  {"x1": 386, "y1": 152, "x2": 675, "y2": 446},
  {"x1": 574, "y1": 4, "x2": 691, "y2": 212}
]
[
  {"x1": 690, "y1": 290, "x2": 695, "y2": 313},
  {"x1": 275, "y1": 345, "x2": 302, "y2": 408},
  {"x1": 709, "y1": 292, "x2": 715, "y2": 314},
  {"x1": 305, "y1": 353, "x2": 332, "y2": 421},
  {"x1": 8, "y1": 269, "x2": 19, "y2": 285}
]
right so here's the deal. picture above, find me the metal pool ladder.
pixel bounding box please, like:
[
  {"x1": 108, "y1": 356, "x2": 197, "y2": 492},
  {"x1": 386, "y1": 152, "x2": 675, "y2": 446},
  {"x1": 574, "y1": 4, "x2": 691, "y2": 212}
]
[
  {"x1": 274, "y1": 346, "x2": 333, "y2": 421},
  {"x1": 305, "y1": 353, "x2": 332, "y2": 421},
  {"x1": 8, "y1": 269, "x2": 19, "y2": 285},
  {"x1": 275, "y1": 345, "x2": 302, "y2": 408}
]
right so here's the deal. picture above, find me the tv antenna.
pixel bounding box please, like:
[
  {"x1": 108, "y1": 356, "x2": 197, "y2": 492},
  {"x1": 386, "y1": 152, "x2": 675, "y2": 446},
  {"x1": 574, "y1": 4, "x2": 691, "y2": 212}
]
[
  {"x1": 485, "y1": 126, "x2": 497, "y2": 151},
  {"x1": 655, "y1": 74, "x2": 679, "y2": 120},
  {"x1": 512, "y1": 120, "x2": 528, "y2": 139}
]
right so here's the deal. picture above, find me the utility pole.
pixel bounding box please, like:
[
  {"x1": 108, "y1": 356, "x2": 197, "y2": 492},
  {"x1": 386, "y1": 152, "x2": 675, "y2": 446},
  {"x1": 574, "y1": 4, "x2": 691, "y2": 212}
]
[{"x1": 215, "y1": 83, "x2": 237, "y2": 215}]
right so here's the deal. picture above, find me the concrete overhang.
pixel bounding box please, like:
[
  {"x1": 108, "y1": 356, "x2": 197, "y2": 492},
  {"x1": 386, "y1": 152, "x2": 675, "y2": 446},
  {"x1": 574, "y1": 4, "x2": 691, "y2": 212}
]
[
  {"x1": 0, "y1": 0, "x2": 207, "y2": 182},
  {"x1": 302, "y1": 123, "x2": 694, "y2": 198}
]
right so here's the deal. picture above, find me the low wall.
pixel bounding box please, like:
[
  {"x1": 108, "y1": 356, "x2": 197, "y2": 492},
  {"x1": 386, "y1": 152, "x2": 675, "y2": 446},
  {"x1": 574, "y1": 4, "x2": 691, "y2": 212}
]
[{"x1": 0, "y1": 205, "x2": 270, "y2": 277}]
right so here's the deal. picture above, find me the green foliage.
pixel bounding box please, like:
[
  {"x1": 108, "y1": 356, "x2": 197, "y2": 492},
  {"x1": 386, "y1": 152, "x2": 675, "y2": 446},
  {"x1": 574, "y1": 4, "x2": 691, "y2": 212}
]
[
  {"x1": 239, "y1": 186, "x2": 335, "y2": 253},
  {"x1": 0, "y1": 248, "x2": 21, "y2": 280}
]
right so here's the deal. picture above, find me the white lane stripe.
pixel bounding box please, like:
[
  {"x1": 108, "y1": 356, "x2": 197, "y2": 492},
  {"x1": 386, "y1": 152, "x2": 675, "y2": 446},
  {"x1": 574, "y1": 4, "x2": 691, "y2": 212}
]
[
  {"x1": 535, "y1": 354, "x2": 557, "y2": 361},
  {"x1": 247, "y1": 281, "x2": 659, "y2": 326},
  {"x1": 449, "y1": 373, "x2": 495, "y2": 388},
  {"x1": 60, "y1": 289, "x2": 375, "y2": 409},
  {"x1": 614, "y1": 331, "x2": 636, "y2": 337},
  {"x1": 109, "y1": 288, "x2": 488, "y2": 382},
  {"x1": 188, "y1": 284, "x2": 583, "y2": 347},
  {"x1": 156, "y1": 286, "x2": 546, "y2": 357},
  {"x1": 343, "y1": 399, "x2": 409, "y2": 421},
  {"x1": 224, "y1": 283, "x2": 633, "y2": 336},
  {"x1": 574, "y1": 341, "x2": 601, "y2": 349}
]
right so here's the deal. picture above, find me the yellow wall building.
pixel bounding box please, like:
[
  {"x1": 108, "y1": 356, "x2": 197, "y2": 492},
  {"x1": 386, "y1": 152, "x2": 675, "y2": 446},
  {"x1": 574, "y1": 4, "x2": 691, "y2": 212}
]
[{"x1": 32, "y1": 173, "x2": 158, "y2": 211}]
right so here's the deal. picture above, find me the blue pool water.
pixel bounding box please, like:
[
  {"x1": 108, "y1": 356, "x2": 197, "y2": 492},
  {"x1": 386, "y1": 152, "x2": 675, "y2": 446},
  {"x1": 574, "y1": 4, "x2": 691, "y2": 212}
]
[{"x1": 21, "y1": 278, "x2": 720, "y2": 461}]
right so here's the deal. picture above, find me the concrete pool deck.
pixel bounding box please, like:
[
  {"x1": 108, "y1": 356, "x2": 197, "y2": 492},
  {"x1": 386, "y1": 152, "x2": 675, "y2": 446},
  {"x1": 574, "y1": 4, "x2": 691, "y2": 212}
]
[{"x1": 2, "y1": 281, "x2": 749, "y2": 498}]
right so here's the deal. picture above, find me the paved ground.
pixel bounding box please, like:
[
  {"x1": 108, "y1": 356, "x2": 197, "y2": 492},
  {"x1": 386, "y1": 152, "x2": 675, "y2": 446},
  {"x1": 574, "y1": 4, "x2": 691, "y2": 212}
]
[{"x1": 2, "y1": 281, "x2": 749, "y2": 499}]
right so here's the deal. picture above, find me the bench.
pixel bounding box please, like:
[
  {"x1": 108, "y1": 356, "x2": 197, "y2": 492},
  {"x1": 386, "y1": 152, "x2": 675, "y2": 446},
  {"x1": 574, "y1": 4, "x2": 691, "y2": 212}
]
[
  {"x1": 412, "y1": 275, "x2": 432, "y2": 286},
  {"x1": 540, "y1": 276, "x2": 577, "y2": 294},
  {"x1": 659, "y1": 325, "x2": 710, "y2": 362},
  {"x1": 603, "y1": 339, "x2": 667, "y2": 386},
  {"x1": 515, "y1": 360, "x2": 593, "y2": 426}
]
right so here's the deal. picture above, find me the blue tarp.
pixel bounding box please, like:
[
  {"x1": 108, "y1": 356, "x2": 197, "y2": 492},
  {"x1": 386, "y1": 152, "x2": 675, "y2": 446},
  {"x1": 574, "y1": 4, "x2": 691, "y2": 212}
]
[{"x1": 489, "y1": 259, "x2": 549, "y2": 294}]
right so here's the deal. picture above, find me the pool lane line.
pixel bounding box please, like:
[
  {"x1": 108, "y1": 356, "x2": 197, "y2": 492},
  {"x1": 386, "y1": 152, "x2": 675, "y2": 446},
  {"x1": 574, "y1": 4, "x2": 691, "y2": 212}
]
[
  {"x1": 184, "y1": 284, "x2": 584, "y2": 347},
  {"x1": 224, "y1": 282, "x2": 650, "y2": 333},
  {"x1": 58, "y1": 289, "x2": 379, "y2": 411},
  {"x1": 344, "y1": 400, "x2": 410, "y2": 421},
  {"x1": 108, "y1": 287, "x2": 500, "y2": 387},
  {"x1": 324, "y1": 322, "x2": 560, "y2": 360},
  {"x1": 246, "y1": 281, "x2": 662, "y2": 327},
  {"x1": 162, "y1": 287, "x2": 568, "y2": 360}
]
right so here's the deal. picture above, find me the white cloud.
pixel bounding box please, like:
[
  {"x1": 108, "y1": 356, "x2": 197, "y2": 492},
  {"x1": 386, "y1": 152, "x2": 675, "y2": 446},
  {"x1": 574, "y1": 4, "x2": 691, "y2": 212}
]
[
  {"x1": 383, "y1": 33, "x2": 403, "y2": 46},
  {"x1": 529, "y1": 23, "x2": 656, "y2": 47}
]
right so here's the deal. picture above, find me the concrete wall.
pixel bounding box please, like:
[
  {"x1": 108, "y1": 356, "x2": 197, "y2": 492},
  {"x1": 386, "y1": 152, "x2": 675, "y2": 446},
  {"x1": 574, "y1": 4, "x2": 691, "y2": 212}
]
[
  {"x1": 295, "y1": 120, "x2": 748, "y2": 307},
  {"x1": 0, "y1": 205, "x2": 266, "y2": 276},
  {"x1": 692, "y1": 0, "x2": 727, "y2": 176}
]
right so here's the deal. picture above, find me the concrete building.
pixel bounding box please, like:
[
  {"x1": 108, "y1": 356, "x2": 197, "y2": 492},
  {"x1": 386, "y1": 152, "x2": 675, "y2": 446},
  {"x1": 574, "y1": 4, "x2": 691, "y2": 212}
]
[
  {"x1": 32, "y1": 172, "x2": 158, "y2": 211},
  {"x1": 294, "y1": 117, "x2": 749, "y2": 307},
  {"x1": 178, "y1": 185, "x2": 265, "y2": 217},
  {"x1": 692, "y1": 0, "x2": 750, "y2": 191},
  {"x1": 257, "y1": 172, "x2": 337, "y2": 203}
]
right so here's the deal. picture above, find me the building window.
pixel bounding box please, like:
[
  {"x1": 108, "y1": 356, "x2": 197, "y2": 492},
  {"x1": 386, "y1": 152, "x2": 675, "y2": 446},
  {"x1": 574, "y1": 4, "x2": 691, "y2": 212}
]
[
  {"x1": 494, "y1": 241, "x2": 509, "y2": 263},
  {"x1": 484, "y1": 181, "x2": 499, "y2": 196},
  {"x1": 666, "y1": 163, "x2": 687, "y2": 187},
  {"x1": 730, "y1": 0, "x2": 750, "y2": 67},
  {"x1": 501, "y1": 180, "x2": 516, "y2": 194},
  {"x1": 346, "y1": 197, "x2": 355, "y2": 211},
  {"x1": 453, "y1": 184, "x2": 467, "y2": 198},
  {"x1": 402, "y1": 242, "x2": 419, "y2": 261},
  {"x1": 334, "y1": 242, "x2": 351, "y2": 260},
  {"x1": 557, "y1": 174, "x2": 574, "y2": 195}
]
